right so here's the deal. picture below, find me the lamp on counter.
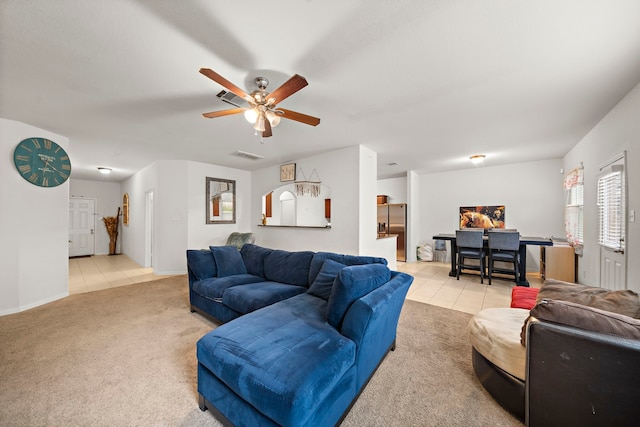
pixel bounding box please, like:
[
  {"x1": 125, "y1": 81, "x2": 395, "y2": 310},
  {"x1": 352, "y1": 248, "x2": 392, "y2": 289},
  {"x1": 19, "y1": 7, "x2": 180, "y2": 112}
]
[{"x1": 295, "y1": 167, "x2": 322, "y2": 197}]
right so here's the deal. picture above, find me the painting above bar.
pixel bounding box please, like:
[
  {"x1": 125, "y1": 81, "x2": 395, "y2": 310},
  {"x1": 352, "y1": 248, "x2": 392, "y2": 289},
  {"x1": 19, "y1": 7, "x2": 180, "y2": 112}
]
[{"x1": 459, "y1": 205, "x2": 505, "y2": 230}]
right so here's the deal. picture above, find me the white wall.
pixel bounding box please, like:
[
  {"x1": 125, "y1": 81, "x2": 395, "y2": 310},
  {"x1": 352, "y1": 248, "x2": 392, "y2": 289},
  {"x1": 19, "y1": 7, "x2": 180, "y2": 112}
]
[
  {"x1": 563, "y1": 82, "x2": 640, "y2": 290},
  {"x1": 0, "y1": 118, "x2": 69, "y2": 315},
  {"x1": 407, "y1": 171, "x2": 420, "y2": 262},
  {"x1": 69, "y1": 179, "x2": 122, "y2": 255},
  {"x1": 120, "y1": 159, "x2": 252, "y2": 275},
  {"x1": 419, "y1": 159, "x2": 565, "y2": 272},
  {"x1": 186, "y1": 160, "x2": 252, "y2": 249},
  {"x1": 121, "y1": 162, "x2": 158, "y2": 268},
  {"x1": 252, "y1": 146, "x2": 361, "y2": 254},
  {"x1": 250, "y1": 145, "x2": 396, "y2": 267},
  {"x1": 377, "y1": 177, "x2": 408, "y2": 204}
]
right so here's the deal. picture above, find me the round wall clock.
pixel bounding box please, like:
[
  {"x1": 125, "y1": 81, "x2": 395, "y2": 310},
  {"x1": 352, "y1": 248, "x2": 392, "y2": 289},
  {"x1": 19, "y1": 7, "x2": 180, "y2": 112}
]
[{"x1": 13, "y1": 137, "x2": 71, "y2": 187}]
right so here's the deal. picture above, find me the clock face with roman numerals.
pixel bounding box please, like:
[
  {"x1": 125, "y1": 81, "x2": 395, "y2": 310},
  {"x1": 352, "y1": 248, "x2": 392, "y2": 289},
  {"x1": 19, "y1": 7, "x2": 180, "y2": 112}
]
[{"x1": 13, "y1": 137, "x2": 72, "y2": 187}]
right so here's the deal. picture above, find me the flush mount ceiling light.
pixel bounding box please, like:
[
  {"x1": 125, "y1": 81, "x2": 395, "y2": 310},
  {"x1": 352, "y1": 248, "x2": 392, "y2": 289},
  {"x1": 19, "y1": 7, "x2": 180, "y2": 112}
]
[
  {"x1": 469, "y1": 155, "x2": 486, "y2": 164},
  {"x1": 98, "y1": 167, "x2": 112, "y2": 175}
]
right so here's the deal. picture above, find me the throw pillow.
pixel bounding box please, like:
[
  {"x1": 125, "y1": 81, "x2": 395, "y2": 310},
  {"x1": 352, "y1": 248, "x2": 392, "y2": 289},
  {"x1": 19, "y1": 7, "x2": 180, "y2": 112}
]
[
  {"x1": 511, "y1": 287, "x2": 539, "y2": 309},
  {"x1": 537, "y1": 279, "x2": 640, "y2": 319},
  {"x1": 327, "y1": 264, "x2": 391, "y2": 329},
  {"x1": 209, "y1": 246, "x2": 247, "y2": 277},
  {"x1": 186, "y1": 249, "x2": 217, "y2": 280},
  {"x1": 307, "y1": 259, "x2": 346, "y2": 300},
  {"x1": 521, "y1": 299, "x2": 640, "y2": 346}
]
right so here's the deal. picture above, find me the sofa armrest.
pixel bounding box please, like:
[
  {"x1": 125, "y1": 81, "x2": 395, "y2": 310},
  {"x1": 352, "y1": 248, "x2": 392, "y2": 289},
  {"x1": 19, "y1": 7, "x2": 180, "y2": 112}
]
[
  {"x1": 340, "y1": 271, "x2": 413, "y2": 390},
  {"x1": 525, "y1": 320, "x2": 640, "y2": 427}
]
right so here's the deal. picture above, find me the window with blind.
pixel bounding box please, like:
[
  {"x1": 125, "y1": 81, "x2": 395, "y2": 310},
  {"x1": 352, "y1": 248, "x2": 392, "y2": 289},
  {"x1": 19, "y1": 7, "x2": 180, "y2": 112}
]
[
  {"x1": 597, "y1": 170, "x2": 625, "y2": 251},
  {"x1": 564, "y1": 166, "x2": 584, "y2": 250}
]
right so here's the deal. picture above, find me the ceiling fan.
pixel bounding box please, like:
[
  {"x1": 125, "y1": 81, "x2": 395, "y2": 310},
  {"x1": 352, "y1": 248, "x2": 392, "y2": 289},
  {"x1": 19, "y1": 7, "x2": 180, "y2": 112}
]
[{"x1": 199, "y1": 68, "x2": 321, "y2": 138}]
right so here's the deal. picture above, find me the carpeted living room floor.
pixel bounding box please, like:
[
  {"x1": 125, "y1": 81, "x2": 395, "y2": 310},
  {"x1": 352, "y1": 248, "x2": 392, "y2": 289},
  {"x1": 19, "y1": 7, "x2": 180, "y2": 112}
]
[{"x1": 1, "y1": 263, "x2": 525, "y2": 426}]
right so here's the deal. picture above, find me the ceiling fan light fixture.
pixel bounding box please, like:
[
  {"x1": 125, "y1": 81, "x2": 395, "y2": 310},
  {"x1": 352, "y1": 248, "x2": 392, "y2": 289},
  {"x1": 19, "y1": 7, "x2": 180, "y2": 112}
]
[
  {"x1": 98, "y1": 167, "x2": 112, "y2": 175},
  {"x1": 253, "y1": 114, "x2": 266, "y2": 132},
  {"x1": 244, "y1": 108, "x2": 258, "y2": 124},
  {"x1": 266, "y1": 111, "x2": 281, "y2": 127}
]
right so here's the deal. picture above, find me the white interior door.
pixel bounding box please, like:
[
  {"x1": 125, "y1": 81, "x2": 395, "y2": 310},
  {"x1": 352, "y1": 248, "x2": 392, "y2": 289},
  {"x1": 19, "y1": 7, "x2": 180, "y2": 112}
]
[{"x1": 69, "y1": 198, "x2": 95, "y2": 257}]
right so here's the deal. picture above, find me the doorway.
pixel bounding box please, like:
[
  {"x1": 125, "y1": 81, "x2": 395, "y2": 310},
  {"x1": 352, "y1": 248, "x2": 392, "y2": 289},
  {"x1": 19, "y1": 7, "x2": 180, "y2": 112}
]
[
  {"x1": 69, "y1": 198, "x2": 96, "y2": 257},
  {"x1": 280, "y1": 191, "x2": 296, "y2": 226},
  {"x1": 145, "y1": 190, "x2": 154, "y2": 268}
]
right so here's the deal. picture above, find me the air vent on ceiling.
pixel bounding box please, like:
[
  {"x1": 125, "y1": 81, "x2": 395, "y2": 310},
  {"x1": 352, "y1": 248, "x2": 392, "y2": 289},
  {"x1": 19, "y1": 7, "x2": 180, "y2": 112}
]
[
  {"x1": 217, "y1": 90, "x2": 247, "y2": 108},
  {"x1": 232, "y1": 150, "x2": 264, "y2": 161}
]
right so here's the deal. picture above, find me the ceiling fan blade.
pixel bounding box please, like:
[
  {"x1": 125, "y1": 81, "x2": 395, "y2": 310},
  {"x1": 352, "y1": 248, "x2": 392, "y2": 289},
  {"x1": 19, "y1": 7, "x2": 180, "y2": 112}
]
[
  {"x1": 199, "y1": 68, "x2": 252, "y2": 102},
  {"x1": 262, "y1": 120, "x2": 272, "y2": 138},
  {"x1": 202, "y1": 108, "x2": 245, "y2": 118},
  {"x1": 278, "y1": 108, "x2": 321, "y2": 126},
  {"x1": 266, "y1": 74, "x2": 308, "y2": 106}
]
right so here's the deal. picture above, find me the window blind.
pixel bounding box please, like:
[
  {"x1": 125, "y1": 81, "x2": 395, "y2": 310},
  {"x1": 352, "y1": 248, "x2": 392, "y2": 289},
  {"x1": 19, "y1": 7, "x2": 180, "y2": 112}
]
[
  {"x1": 597, "y1": 171, "x2": 624, "y2": 250},
  {"x1": 564, "y1": 166, "x2": 583, "y2": 247}
]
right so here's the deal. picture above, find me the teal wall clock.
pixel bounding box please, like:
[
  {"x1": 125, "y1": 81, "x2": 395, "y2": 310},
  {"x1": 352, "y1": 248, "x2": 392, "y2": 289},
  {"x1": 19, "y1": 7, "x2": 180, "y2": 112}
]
[{"x1": 13, "y1": 137, "x2": 72, "y2": 187}]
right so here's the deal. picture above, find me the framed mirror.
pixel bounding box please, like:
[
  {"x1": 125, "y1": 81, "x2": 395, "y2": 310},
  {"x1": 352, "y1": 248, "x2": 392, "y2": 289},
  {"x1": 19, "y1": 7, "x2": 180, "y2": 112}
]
[{"x1": 206, "y1": 177, "x2": 236, "y2": 224}]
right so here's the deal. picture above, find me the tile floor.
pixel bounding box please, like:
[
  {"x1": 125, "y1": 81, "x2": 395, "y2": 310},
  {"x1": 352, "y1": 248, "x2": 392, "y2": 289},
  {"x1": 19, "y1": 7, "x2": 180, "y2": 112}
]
[
  {"x1": 401, "y1": 260, "x2": 543, "y2": 314},
  {"x1": 68, "y1": 255, "x2": 542, "y2": 315},
  {"x1": 68, "y1": 254, "x2": 170, "y2": 295}
]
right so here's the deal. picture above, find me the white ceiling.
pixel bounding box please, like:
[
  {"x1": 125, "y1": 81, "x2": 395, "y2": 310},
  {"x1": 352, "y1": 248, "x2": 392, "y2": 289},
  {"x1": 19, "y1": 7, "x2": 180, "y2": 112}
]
[{"x1": 2, "y1": 0, "x2": 640, "y2": 182}]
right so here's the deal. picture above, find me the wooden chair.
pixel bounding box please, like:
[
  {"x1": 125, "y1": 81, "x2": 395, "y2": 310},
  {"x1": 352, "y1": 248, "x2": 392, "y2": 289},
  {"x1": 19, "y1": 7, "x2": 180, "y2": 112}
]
[
  {"x1": 456, "y1": 229, "x2": 486, "y2": 283},
  {"x1": 487, "y1": 231, "x2": 520, "y2": 285}
]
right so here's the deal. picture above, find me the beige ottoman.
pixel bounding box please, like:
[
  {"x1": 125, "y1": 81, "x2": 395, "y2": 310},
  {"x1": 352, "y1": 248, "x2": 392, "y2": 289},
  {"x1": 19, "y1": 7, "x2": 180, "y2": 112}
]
[{"x1": 468, "y1": 307, "x2": 529, "y2": 420}]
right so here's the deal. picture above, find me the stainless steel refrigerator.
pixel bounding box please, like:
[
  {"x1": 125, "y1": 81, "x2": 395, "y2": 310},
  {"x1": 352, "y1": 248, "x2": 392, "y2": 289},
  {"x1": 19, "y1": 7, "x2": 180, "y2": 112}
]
[{"x1": 377, "y1": 203, "x2": 407, "y2": 262}]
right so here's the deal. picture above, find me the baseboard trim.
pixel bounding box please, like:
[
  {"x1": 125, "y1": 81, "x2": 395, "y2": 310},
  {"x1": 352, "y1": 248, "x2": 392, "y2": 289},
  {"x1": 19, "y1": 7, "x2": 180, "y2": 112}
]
[{"x1": 0, "y1": 291, "x2": 69, "y2": 317}]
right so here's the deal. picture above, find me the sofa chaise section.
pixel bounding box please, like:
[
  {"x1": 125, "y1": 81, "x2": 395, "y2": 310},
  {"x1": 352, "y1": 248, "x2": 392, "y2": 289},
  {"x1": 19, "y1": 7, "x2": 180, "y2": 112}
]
[{"x1": 196, "y1": 265, "x2": 413, "y2": 427}]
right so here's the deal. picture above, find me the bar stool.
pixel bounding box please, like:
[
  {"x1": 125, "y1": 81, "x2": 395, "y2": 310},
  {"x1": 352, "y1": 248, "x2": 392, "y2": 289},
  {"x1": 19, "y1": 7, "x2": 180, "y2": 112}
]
[
  {"x1": 456, "y1": 229, "x2": 486, "y2": 283},
  {"x1": 487, "y1": 231, "x2": 520, "y2": 285}
]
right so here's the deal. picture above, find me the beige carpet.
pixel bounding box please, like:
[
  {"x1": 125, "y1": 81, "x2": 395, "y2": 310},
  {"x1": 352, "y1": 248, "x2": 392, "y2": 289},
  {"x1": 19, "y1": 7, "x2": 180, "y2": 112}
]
[{"x1": 0, "y1": 276, "x2": 522, "y2": 426}]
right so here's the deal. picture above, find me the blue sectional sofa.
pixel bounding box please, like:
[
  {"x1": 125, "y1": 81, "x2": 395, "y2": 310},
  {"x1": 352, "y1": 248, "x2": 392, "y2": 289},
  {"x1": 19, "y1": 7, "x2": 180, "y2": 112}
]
[{"x1": 186, "y1": 244, "x2": 414, "y2": 426}]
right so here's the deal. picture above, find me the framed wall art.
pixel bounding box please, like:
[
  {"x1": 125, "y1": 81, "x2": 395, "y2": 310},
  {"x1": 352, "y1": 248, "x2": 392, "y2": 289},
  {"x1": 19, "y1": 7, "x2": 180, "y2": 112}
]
[
  {"x1": 280, "y1": 163, "x2": 296, "y2": 182},
  {"x1": 459, "y1": 205, "x2": 505, "y2": 229}
]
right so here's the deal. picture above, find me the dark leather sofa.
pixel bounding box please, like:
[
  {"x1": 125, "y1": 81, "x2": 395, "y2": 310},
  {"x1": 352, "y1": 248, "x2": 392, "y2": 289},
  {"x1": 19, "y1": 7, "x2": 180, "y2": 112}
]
[{"x1": 470, "y1": 281, "x2": 640, "y2": 427}]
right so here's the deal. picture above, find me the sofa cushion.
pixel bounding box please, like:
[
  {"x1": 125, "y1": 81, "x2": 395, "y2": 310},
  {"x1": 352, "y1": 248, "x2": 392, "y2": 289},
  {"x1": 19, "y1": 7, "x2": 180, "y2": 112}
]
[
  {"x1": 522, "y1": 299, "x2": 640, "y2": 346},
  {"x1": 307, "y1": 259, "x2": 346, "y2": 300},
  {"x1": 192, "y1": 275, "x2": 263, "y2": 300},
  {"x1": 222, "y1": 281, "x2": 307, "y2": 314},
  {"x1": 308, "y1": 252, "x2": 387, "y2": 285},
  {"x1": 263, "y1": 249, "x2": 314, "y2": 286},
  {"x1": 536, "y1": 279, "x2": 640, "y2": 318},
  {"x1": 210, "y1": 246, "x2": 247, "y2": 277},
  {"x1": 197, "y1": 294, "x2": 357, "y2": 426},
  {"x1": 186, "y1": 249, "x2": 217, "y2": 280},
  {"x1": 327, "y1": 264, "x2": 391, "y2": 329},
  {"x1": 468, "y1": 307, "x2": 529, "y2": 381},
  {"x1": 240, "y1": 244, "x2": 272, "y2": 278}
]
